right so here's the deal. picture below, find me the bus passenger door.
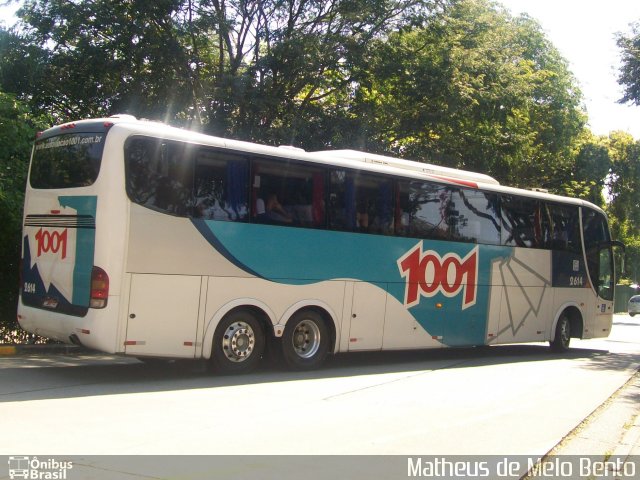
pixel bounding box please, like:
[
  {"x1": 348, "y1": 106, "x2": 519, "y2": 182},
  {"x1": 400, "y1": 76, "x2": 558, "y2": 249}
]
[
  {"x1": 348, "y1": 281, "x2": 387, "y2": 351},
  {"x1": 125, "y1": 274, "x2": 202, "y2": 357},
  {"x1": 582, "y1": 209, "x2": 616, "y2": 337},
  {"x1": 591, "y1": 246, "x2": 615, "y2": 336}
]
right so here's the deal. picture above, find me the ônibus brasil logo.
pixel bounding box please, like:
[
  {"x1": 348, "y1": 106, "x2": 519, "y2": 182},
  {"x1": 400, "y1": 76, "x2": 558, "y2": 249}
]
[{"x1": 397, "y1": 242, "x2": 478, "y2": 310}]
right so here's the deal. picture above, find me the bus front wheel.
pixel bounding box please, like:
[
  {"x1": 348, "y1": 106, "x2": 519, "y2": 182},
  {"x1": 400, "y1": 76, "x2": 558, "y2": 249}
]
[
  {"x1": 281, "y1": 310, "x2": 330, "y2": 370},
  {"x1": 550, "y1": 313, "x2": 571, "y2": 353},
  {"x1": 210, "y1": 310, "x2": 265, "y2": 374}
]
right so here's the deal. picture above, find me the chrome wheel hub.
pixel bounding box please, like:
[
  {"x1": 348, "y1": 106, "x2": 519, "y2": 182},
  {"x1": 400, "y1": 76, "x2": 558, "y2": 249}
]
[
  {"x1": 292, "y1": 319, "x2": 321, "y2": 359},
  {"x1": 222, "y1": 321, "x2": 255, "y2": 362}
]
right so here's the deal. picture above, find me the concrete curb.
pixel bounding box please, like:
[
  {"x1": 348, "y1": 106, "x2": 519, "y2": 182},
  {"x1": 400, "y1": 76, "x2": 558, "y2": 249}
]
[
  {"x1": 0, "y1": 344, "x2": 87, "y2": 355},
  {"x1": 0, "y1": 345, "x2": 16, "y2": 355},
  {"x1": 611, "y1": 411, "x2": 640, "y2": 458}
]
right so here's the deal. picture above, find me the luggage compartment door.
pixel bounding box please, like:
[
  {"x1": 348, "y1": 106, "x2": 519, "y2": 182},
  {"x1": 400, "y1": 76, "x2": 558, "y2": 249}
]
[
  {"x1": 125, "y1": 274, "x2": 201, "y2": 357},
  {"x1": 348, "y1": 281, "x2": 387, "y2": 351}
]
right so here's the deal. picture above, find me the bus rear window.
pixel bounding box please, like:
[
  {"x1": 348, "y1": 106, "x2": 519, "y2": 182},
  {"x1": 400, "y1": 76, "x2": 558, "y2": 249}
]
[{"x1": 30, "y1": 133, "x2": 106, "y2": 188}]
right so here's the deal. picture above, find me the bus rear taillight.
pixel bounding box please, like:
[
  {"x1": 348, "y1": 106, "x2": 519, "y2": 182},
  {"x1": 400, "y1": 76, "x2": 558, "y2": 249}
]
[{"x1": 90, "y1": 267, "x2": 109, "y2": 309}]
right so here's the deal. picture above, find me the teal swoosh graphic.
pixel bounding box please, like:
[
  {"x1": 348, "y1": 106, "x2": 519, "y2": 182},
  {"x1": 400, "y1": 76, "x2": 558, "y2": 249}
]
[{"x1": 194, "y1": 219, "x2": 512, "y2": 346}]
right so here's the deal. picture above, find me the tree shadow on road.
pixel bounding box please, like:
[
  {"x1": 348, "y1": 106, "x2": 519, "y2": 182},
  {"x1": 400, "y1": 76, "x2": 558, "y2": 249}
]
[{"x1": 0, "y1": 342, "x2": 638, "y2": 402}]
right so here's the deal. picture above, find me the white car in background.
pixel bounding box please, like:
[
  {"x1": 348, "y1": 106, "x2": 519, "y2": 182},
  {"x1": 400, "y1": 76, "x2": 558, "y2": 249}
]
[{"x1": 628, "y1": 295, "x2": 640, "y2": 317}]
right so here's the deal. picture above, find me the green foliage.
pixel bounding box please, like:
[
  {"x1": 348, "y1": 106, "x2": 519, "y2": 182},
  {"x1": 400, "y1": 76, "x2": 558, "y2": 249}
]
[
  {"x1": 614, "y1": 219, "x2": 640, "y2": 285},
  {"x1": 557, "y1": 132, "x2": 611, "y2": 207},
  {"x1": 617, "y1": 22, "x2": 640, "y2": 106},
  {"x1": 0, "y1": 90, "x2": 48, "y2": 328},
  {"x1": 3, "y1": 0, "x2": 584, "y2": 166},
  {"x1": 7, "y1": 0, "x2": 431, "y2": 140},
  {"x1": 605, "y1": 131, "x2": 640, "y2": 282},
  {"x1": 608, "y1": 132, "x2": 640, "y2": 227},
  {"x1": 6, "y1": 0, "x2": 192, "y2": 121},
  {"x1": 354, "y1": 0, "x2": 585, "y2": 189}
]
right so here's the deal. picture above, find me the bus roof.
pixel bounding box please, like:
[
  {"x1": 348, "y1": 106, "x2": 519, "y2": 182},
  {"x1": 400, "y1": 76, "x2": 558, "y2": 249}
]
[
  {"x1": 42, "y1": 116, "x2": 605, "y2": 215},
  {"x1": 314, "y1": 149, "x2": 501, "y2": 186}
]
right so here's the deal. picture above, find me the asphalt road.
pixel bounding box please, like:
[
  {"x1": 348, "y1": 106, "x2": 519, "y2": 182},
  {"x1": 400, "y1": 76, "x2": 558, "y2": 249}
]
[{"x1": 0, "y1": 315, "x2": 639, "y2": 458}]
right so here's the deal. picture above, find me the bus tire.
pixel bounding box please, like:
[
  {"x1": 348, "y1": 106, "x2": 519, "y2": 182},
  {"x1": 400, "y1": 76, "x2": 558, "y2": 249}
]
[
  {"x1": 550, "y1": 313, "x2": 571, "y2": 353},
  {"x1": 210, "y1": 310, "x2": 265, "y2": 374},
  {"x1": 281, "y1": 310, "x2": 330, "y2": 370}
]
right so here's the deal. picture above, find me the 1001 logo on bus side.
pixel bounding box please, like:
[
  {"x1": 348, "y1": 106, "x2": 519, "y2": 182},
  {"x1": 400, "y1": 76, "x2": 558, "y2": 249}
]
[{"x1": 398, "y1": 242, "x2": 478, "y2": 310}]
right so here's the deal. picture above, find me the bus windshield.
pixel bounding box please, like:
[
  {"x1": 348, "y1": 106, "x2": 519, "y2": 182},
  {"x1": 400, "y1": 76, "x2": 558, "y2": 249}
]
[{"x1": 30, "y1": 132, "x2": 106, "y2": 189}]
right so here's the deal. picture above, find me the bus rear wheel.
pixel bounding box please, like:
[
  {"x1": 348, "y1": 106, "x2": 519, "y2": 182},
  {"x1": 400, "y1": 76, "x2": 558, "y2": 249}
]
[
  {"x1": 281, "y1": 310, "x2": 330, "y2": 370},
  {"x1": 550, "y1": 313, "x2": 571, "y2": 353},
  {"x1": 210, "y1": 310, "x2": 265, "y2": 374}
]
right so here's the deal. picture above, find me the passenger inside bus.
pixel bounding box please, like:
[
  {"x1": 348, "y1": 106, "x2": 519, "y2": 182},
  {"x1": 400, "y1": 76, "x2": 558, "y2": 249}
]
[
  {"x1": 265, "y1": 192, "x2": 293, "y2": 224},
  {"x1": 356, "y1": 197, "x2": 370, "y2": 231}
]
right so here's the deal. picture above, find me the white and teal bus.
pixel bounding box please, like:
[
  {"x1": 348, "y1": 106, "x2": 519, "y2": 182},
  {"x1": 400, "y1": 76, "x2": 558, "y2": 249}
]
[{"x1": 18, "y1": 116, "x2": 622, "y2": 373}]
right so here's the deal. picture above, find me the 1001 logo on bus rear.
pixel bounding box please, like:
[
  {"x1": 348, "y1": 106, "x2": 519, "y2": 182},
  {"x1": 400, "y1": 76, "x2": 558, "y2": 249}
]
[
  {"x1": 34, "y1": 228, "x2": 68, "y2": 259},
  {"x1": 398, "y1": 242, "x2": 478, "y2": 310}
]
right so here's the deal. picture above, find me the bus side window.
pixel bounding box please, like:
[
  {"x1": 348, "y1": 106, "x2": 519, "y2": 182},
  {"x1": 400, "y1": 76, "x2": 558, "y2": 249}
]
[
  {"x1": 155, "y1": 142, "x2": 194, "y2": 216},
  {"x1": 125, "y1": 137, "x2": 194, "y2": 217},
  {"x1": 548, "y1": 203, "x2": 580, "y2": 252},
  {"x1": 405, "y1": 181, "x2": 450, "y2": 240},
  {"x1": 395, "y1": 181, "x2": 409, "y2": 236},
  {"x1": 328, "y1": 170, "x2": 350, "y2": 231},
  {"x1": 357, "y1": 175, "x2": 394, "y2": 235},
  {"x1": 328, "y1": 170, "x2": 394, "y2": 234},
  {"x1": 449, "y1": 189, "x2": 501, "y2": 245},
  {"x1": 501, "y1": 195, "x2": 550, "y2": 248},
  {"x1": 253, "y1": 159, "x2": 325, "y2": 228},
  {"x1": 193, "y1": 149, "x2": 249, "y2": 221}
]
